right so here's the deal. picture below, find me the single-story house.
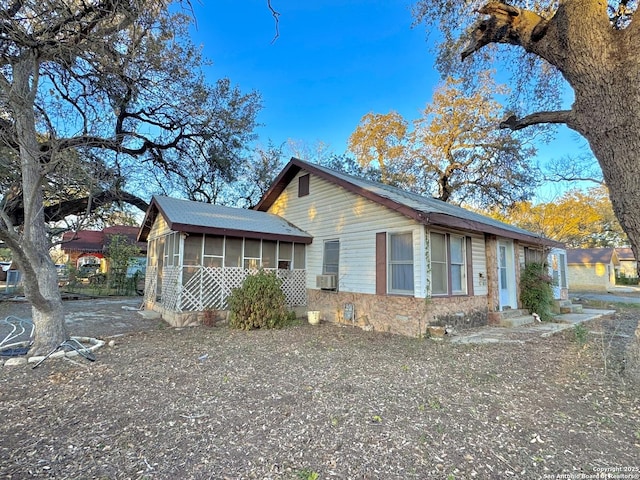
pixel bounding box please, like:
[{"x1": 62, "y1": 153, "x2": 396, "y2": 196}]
[
  {"x1": 614, "y1": 247, "x2": 638, "y2": 281},
  {"x1": 138, "y1": 196, "x2": 312, "y2": 325},
  {"x1": 60, "y1": 225, "x2": 147, "y2": 274},
  {"x1": 139, "y1": 158, "x2": 567, "y2": 336},
  {"x1": 566, "y1": 248, "x2": 618, "y2": 291}
]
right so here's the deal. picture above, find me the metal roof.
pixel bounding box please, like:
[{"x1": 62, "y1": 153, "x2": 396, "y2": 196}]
[
  {"x1": 256, "y1": 158, "x2": 563, "y2": 247},
  {"x1": 139, "y1": 196, "x2": 312, "y2": 243}
]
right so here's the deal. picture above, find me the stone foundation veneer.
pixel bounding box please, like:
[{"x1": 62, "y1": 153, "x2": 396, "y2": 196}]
[
  {"x1": 307, "y1": 290, "x2": 488, "y2": 337},
  {"x1": 146, "y1": 293, "x2": 488, "y2": 336},
  {"x1": 145, "y1": 302, "x2": 227, "y2": 327}
]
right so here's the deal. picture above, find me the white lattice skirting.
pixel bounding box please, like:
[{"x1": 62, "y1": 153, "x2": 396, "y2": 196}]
[{"x1": 146, "y1": 266, "x2": 306, "y2": 313}]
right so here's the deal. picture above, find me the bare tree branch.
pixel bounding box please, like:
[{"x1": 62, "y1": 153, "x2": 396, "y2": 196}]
[
  {"x1": 500, "y1": 110, "x2": 574, "y2": 130},
  {"x1": 267, "y1": 0, "x2": 280, "y2": 43},
  {"x1": 2, "y1": 187, "x2": 149, "y2": 227}
]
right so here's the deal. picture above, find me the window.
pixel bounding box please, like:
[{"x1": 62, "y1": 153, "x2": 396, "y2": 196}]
[
  {"x1": 430, "y1": 231, "x2": 468, "y2": 296},
  {"x1": 183, "y1": 234, "x2": 202, "y2": 266},
  {"x1": 298, "y1": 174, "x2": 310, "y2": 197},
  {"x1": 323, "y1": 240, "x2": 339, "y2": 276},
  {"x1": 182, "y1": 234, "x2": 203, "y2": 285},
  {"x1": 244, "y1": 238, "x2": 261, "y2": 269},
  {"x1": 163, "y1": 232, "x2": 180, "y2": 267},
  {"x1": 262, "y1": 240, "x2": 277, "y2": 268},
  {"x1": 430, "y1": 233, "x2": 448, "y2": 295},
  {"x1": 388, "y1": 232, "x2": 414, "y2": 294},
  {"x1": 559, "y1": 253, "x2": 567, "y2": 288},
  {"x1": 450, "y1": 235, "x2": 466, "y2": 294},
  {"x1": 524, "y1": 247, "x2": 544, "y2": 265},
  {"x1": 550, "y1": 252, "x2": 568, "y2": 288},
  {"x1": 203, "y1": 235, "x2": 223, "y2": 267},
  {"x1": 224, "y1": 237, "x2": 242, "y2": 267},
  {"x1": 278, "y1": 242, "x2": 292, "y2": 269}
]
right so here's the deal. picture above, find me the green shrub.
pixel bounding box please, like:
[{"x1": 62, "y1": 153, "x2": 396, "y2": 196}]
[
  {"x1": 227, "y1": 270, "x2": 295, "y2": 330},
  {"x1": 573, "y1": 323, "x2": 589, "y2": 346},
  {"x1": 520, "y1": 262, "x2": 554, "y2": 321}
]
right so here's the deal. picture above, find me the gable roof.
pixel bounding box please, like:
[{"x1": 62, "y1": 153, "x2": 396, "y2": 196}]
[
  {"x1": 566, "y1": 248, "x2": 617, "y2": 265},
  {"x1": 138, "y1": 195, "x2": 312, "y2": 244},
  {"x1": 61, "y1": 226, "x2": 146, "y2": 253},
  {"x1": 255, "y1": 157, "x2": 562, "y2": 247},
  {"x1": 614, "y1": 247, "x2": 636, "y2": 261}
]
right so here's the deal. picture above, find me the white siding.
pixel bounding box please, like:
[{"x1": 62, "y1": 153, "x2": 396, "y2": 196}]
[
  {"x1": 472, "y1": 236, "x2": 488, "y2": 296},
  {"x1": 268, "y1": 172, "x2": 425, "y2": 296},
  {"x1": 149, "y1": 214, "x2": 172, "y2": 240}
]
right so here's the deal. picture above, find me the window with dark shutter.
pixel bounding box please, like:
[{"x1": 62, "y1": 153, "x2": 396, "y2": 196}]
[{"x1": 298, "y1": 174, "x2": 310, "y2": 197}]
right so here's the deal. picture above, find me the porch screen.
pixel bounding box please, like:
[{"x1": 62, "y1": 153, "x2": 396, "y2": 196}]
[
  {"x1": 244, "y1": 239, "x2": 261, "y2": 269},
  {"x1": 204, "y1": 236, "x2": 223, "y2": 267},
  {"x1": 183, "y1": 234, "x2": 203, "y2": 285},
  {"x1": 262, "y1": 241, "x2": 277, "y2": 268},
  {"x1": 278, "y1": 242, "x2": 292, "y2": 269},
  {"x1": 224, "y1": 237, "x2": 242, "y2": 267}
]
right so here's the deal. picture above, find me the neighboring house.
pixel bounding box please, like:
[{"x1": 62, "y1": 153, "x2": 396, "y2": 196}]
[
  {"x1": 139, "y1": 158, "x2": 567, "y2": 335},
  {"x1": 60, "y1": 225, "x2": 147, "y2": 274},
  {"x1": 614, "y1": 247, "x2": 638, "y2": 280},
  {"x1": 566, "y1": 248, "x2": 619, "y2": 291},
  {"x1": 138, "y1": 196, "x2": 313, "y2": 325}
]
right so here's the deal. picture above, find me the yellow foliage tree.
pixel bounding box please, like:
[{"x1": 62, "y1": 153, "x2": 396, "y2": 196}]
[
  {"x1": 347, "y1": 76, "x2": 538, "y2": 209},
  {"x1": 347, "y1": 111, "x2": 409, "y2": 184},
  {"x1": 489, "y1": 186, "x2": 627, "y2": 247}
]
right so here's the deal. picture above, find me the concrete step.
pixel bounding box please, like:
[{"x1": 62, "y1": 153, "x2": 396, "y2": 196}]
[
  {"x1": 497, "y1": 308, "x2": 531, "y2": 319},
  {"x1": 498, "y1": 314, "x2": 535, "y2": 328},
  {"x1": 560, "y1": 303, "x2": 584, "y2": 314}
]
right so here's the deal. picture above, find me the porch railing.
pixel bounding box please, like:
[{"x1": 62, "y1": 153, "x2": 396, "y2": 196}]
[{"x1": 145, "y1": 265, "x2": 306, "y2": 312}]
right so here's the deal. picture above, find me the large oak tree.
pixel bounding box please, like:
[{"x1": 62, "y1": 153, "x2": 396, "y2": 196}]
[
  {"x1": 413, "y1": 0, "x2": 640, "y2": 267},
  {"x1": 413, "y1": 0, "x2": 640, "y2": 380},
  {"x1": 347, "y1": 76, "x2": 538, "y2": 209},
  {"x1": 0, "y1": 0, "x2": 260, "y2": 354}
]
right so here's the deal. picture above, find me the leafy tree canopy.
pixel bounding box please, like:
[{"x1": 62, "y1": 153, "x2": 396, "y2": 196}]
[
  {"x1": 487, "y1": 185, "x2": 627, "y2": 248},
  {"x1": 348, "y1": 75, "x2": 539, "y2": 210}
]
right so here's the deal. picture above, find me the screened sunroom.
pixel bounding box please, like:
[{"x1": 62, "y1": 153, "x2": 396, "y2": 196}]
[{"x1": 138, "y1": 196, "x2": 312, "y2": 326}]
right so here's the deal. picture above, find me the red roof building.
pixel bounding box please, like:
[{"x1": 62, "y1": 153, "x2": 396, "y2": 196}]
[{"x1": 61, "y1": 226, "x2": 146, "y2": 268}]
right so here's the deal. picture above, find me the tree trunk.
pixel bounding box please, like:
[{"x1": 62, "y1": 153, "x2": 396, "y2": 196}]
[{"x1": 11, "y1": 58, "x2": 68, "y2": 355}]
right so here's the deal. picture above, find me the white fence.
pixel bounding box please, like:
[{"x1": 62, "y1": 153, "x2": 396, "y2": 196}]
[{"x1": 145, "y1": 266, "x2": 306, "y2": 312}]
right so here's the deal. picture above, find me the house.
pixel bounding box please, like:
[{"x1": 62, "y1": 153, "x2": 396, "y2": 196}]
[
  {"x1": 60, "y1": 226, "x2": 147, "y2": 274},
  {"x1": 566, "y1": 248, "x2": 618, "y2": 291},
  {"x1": 137, "y1": 196, "x2": 312, "y2": 325},
  {"x1": 614, "y1": 247, "x2": 638, "y2": 282},
  {"x1": 139, "y1": 158, "x2": 567, "y2": 335},
  {"x1": 255, "y1": 158, "x2": 566, "y2": 335}
]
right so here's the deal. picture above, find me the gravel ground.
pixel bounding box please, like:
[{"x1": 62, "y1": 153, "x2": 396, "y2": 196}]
[{"x1": 0, "y1": 299, "x2": 639, "y2": 479}]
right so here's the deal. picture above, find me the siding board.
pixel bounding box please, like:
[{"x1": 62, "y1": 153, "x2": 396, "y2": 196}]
[{"x1": 269, "y1": 172, "x2": 422, "y2": 295}]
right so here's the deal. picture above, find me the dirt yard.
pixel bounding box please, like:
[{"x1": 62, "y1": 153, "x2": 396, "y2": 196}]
[{"x1": 0, "y1": 298, "x2": 639, "y2": 479}]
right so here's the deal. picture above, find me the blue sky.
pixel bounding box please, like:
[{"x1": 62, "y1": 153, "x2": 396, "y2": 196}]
[
  {"x1": 191, "y1": 1, "x2": 439, "y2": 150},
  {"x1": 189, "y1": 1, "x2": 591, "y2": 199}
]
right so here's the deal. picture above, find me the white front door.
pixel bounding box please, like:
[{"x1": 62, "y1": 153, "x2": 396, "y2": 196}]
[{"x1": 498, "y1": 241, "x2": 514, "y2": 310}]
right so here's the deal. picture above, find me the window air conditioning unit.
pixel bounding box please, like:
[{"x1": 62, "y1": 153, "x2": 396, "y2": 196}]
[{"x1": 316, "y1": 274, "x2": 337, "y2": 289}]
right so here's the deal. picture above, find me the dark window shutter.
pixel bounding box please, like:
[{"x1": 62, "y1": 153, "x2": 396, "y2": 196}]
[
  {"x1": 466, "y1": 236, "x2": 474, "y2": 296},
  {"x1": 376, "y1": 232, "x2": 387, "y2": 295},
  {"x1": 298, "y1": 174, "x2": 310, "y2": 197}
]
